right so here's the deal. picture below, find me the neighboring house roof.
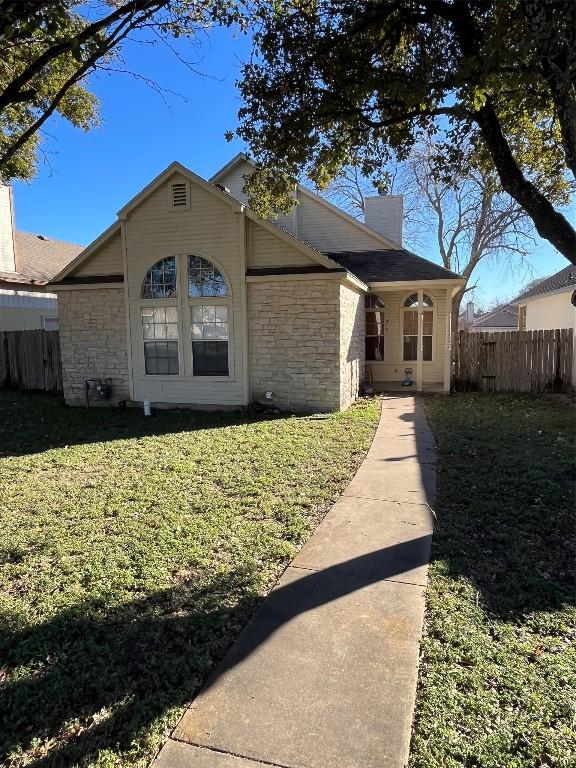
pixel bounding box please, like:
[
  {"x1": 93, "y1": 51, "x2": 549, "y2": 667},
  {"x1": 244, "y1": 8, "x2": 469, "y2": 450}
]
[
  {"x1": 472, "y1": 304, "x2": 519, "y2": 329},
  {"x1": 517, "y1": 265, "x2": 576, "y2": 302},
  {"x1": 327, "y1": 249, "x2": 461, "y2": 283},
  {"x1": 0, "y1": 231, "x2": 84, "y2": 286}
]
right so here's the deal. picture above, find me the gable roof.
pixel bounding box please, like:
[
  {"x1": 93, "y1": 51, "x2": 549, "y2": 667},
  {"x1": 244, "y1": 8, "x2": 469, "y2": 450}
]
[
  {"x1": 517, "y1": 265, "x2": 576, "y2": 301},
  {"x1": 327, "y1": 249, "x2": 461, "y2": 283},
  {"x1": 0, "y1": 231, "x2": 84, "y2": 285},
  {"x1": 210, "y1": 152, "x2": 400, "y2": 250},
  {"x1": 53, "y1": 160, "x2": 344, "y2": 283}
]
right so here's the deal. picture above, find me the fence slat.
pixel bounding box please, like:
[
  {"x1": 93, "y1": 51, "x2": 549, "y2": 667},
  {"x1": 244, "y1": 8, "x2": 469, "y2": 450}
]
[
  {"x1": 0, "y1": 330, "x2": 62, "y2": 392},
  {"x1": 454, "y1": 329, "x2": 574, "y2": 393}
]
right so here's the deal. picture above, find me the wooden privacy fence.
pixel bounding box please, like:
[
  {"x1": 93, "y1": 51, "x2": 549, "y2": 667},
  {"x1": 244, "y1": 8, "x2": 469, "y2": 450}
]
[
  {"x1": 0, "y1": 330, "x2": 62, "y2": 392},
  {"x1": 454, "y1": 329, "x2": 574, "y2": 393}
]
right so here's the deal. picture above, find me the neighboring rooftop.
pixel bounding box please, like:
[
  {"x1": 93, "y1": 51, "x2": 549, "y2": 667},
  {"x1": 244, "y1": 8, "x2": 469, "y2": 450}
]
[
  {"x1": 0, "y1": 231, "x2": 84, "y2": 285},
  {"x1": 472, "y1": 304, "x2": 519, "y2": 329},
  {"x1": 328, "y1": 249, "x2": 461, "y2": 283},
  {"x1": 517, "y1": 265, "x2": 576, "y2": 301}
]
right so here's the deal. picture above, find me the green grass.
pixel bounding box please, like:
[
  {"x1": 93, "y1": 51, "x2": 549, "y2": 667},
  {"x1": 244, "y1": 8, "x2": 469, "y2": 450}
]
[
  {"x1": 410, "y1": 393, "x2": 576, "y2": 768},
  {"x1": 0, "y1": 391, "x2": 379, "y2": 768}
]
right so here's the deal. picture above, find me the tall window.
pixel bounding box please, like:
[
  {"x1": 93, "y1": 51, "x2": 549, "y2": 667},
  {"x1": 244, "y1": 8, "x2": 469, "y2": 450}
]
[
  {"x1": 188, "y1": 256, "x2": 229, "y2": 375},
  {"x1": 403, "y1": 293, "x2": 434, "y2": 362},
  {"x1": 139, "y1": 255, "x2": 230, "y2": 377},
  {"x1": 141, "y1": 307, "x2": 179, "y2": 374},
  {"x1": 365, "y1": 295, "x2": 385, "y2": 361},
  {"x1": 191, "y1": 306, "x2": 229, "y2": 375}
]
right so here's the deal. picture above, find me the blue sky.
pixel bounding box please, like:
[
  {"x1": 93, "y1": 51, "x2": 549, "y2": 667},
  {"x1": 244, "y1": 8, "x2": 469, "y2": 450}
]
[{"x1": 11, "y1": 25, "x2": 573, "y2": 306}]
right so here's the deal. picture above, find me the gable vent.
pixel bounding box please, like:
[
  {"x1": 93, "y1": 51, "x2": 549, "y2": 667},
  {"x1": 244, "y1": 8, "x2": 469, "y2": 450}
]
[{"x1": 171, "y1": 182, "x2": 188, "y2": 208}]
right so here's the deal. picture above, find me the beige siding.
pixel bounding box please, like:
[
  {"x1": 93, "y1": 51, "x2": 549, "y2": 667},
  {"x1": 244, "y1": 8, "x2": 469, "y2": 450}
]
[
  {"x1": 218, "y1": 159, "x2": 295, "y2": 234},
  {"x1": 366, "y1": 287, "x2": 448, "y2": 385},
  {"x1": 297, "y1": 191, "x2": 387, "y2": 253},
  {"x1": 125, "y1": 171, "x2": 247, "y2": 406},
  {"x1": 70, "y1": 232, "x2": 124, "y2": 277},
  {"x1": 57, "y1": 287, "x2": 129, "y2": 405},
  {"x1": 249, "y1": 220, "x2": 316, "y2": 268},
  {"x1": 339, "y1": 283, "x2": 365, "y2": 408},
  {"x1": 525, "y1": 291, "x2": 576, "y2": 330},
  {"x1": 74, "y1": 230, "x2": 123, "y2": 276},
  {"x1": 248, "y1": 278, "x2": 341, "y2": 411}
]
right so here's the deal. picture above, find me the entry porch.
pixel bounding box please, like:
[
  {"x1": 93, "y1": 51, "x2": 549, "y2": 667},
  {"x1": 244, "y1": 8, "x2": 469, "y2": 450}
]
[{"x1": 364, "y1": 282, "x2": 460, "y2": 393}]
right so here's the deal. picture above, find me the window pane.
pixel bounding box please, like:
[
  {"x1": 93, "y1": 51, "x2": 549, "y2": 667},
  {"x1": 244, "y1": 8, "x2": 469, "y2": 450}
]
[
  {"x1": 366, "y1": 310, "x2": 385, "y2": 335},
  {"x1": 166, "y1": 307, "x2": 178, "y2": 323},
  {"x1": 365, "y1": 295, "x2": 385, "y2": 309},
  {"x1": 366, "y1": 336, "x2": 385, "y2": 361},
  {"x1": 202, "y1": 306, "x2": 216, "y2": 322},
  {"x1": 423, "y1": 335, "x2": 433, "y2": 361},
  {"x1": 166, "y1": 323, "x2": 178, "y2": 339},
  {"x1": 404, "y1": 336, "x2": 417, "y2": 361},
  {"x1": 144, "y1": 341, "x2": 179, "y2": 375},
  {"x1": 404, "y1": 293, "x2": 418, "y2": 308},
  {"x1": 204, "y1": 323, "x2": 218, "y2": 339},
  {"x1": 154, "y1": 323, "x2": 167, "y2": 340},
  {"x1": 216, "y1": 324, "x2": 229, "y2": 340},
  {"x1": 422, "y1": 293, "x2": 433, "y2": 307},
  {"x1": 404, "y1": 310, "x2": 418, "y2": 335},
  {"x1": 192, "y1": 341, "x2": 229, "y2": 376},
  {"x1": 188, "y1": 255, "x2": 229, "y2": 297},
  {"x1": 142, "y1": 322, "x2": 154, "y2": 340},
  {"x1": 215, "y1": 306, "x2": 228, "y2": 322},
  {"x1": 422, "y1": 311, "x2": 433, "y2": 336},
  {"x1": 141, "y1": 257, "x2": 177, "y2": 299}
]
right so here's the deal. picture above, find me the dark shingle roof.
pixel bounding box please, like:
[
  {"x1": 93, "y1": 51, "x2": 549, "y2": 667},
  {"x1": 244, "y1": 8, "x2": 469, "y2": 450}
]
[
  {"x1": 327, "y1": 249, "x2": 461, "y2": 283},
  {"x1": 517, "y1": 265, "x2": 576, "y2": 301}
]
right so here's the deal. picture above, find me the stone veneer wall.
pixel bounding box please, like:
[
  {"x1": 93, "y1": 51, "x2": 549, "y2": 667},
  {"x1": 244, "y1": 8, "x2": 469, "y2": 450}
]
[
  {"x1": 248, "y1": 278, "x2": 342, "y2": 411},
  {"x1": 339, "y1": 283, "x2": 365, "y2": 409},
  {"x1": 57, "y1": 288, "x2": 130, "y2": 406}
]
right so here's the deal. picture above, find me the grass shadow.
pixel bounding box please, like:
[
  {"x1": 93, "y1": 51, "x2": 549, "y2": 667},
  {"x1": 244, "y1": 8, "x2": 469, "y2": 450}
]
[{"x1": 0, "y1": 391, "x2": 295, "y2": 458}]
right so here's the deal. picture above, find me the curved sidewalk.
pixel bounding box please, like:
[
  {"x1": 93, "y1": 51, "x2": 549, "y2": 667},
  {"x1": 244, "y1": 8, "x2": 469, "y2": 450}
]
[{"x1": 153, "y1": 395, "x2": 435, "y2": 768}]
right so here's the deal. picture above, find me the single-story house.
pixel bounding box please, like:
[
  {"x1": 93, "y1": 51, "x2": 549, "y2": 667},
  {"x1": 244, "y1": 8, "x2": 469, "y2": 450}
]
[
  {"x1": 459, "y1": 302, "x2": 519, "y2": 333},
  {"x1": 0, "y1": 185, "x2": 83, "y2": 330},
  {"x1": 51, "y1": 154, "x2": 464, "y2": 411},
  {"x1": 517, "y1": 265, "x2": 576, "y2": 332}
]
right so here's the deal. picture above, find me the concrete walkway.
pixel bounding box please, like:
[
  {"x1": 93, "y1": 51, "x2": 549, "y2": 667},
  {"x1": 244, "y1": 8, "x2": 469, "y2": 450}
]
[{"x1": 153, "y1": 395, "x2": 435, "y2": 768}]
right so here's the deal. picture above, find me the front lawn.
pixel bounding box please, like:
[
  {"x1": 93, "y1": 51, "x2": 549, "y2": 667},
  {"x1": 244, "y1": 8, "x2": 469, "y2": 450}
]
[
  {"x1": 0, "y1": 391, "x2": 379, "y2": 768},
  {"x1": 411, "y1": 393, "x2": 576, "y2": 767}
]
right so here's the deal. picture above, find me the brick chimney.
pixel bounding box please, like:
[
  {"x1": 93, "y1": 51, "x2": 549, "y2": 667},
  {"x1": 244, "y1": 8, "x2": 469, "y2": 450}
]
[
  {"x1": 0, "y1": 185, "x2": 16, "y2": 273},
  {"x1": 363, "y1": 193, "x2": 403, "y2": 246}
]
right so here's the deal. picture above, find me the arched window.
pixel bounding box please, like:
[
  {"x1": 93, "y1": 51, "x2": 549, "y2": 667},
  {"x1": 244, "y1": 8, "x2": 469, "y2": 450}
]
[
  {"x1": 188, "y1": 256, "x2": 230, "y2": 376},
  {"x1": 404, "y1": 293, "x2": 433, "y2": 309},
  {"x1": 365, "y1": 294, "x2": 385, "y2": 361},
  {"x1": 403, "y1": 293, "x2": 434, "y2": 361},
  {"x1": 188, "y1": 255, "x2": 228, "y2": 297},
  {"x1": 141, "y1": 256, "x2": 177, "y2": 299}
]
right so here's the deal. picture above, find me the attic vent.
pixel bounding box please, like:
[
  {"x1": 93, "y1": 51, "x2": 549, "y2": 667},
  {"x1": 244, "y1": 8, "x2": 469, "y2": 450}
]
[{"x1": 171, "y1": 182, "x2": 188, "y2": 208}]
